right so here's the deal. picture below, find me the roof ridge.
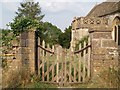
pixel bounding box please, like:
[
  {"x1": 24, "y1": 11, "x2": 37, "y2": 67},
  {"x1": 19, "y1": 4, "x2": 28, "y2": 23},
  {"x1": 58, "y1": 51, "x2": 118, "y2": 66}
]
[{"x1": 86, "y1": 2, "x2": 119, "y2": 17}]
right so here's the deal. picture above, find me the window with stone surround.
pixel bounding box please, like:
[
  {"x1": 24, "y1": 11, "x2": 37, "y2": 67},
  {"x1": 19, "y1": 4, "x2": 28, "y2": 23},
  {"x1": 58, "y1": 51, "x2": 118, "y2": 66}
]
[{"x1": 113, "y1": 25, "x2": 120, "y2": 46}]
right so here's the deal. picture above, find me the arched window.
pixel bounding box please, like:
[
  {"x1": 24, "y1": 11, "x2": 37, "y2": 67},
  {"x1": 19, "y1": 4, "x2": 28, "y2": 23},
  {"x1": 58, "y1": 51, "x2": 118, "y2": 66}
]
[{"x1": 112, "y1": 16, "x2": 120, "y2": 46}]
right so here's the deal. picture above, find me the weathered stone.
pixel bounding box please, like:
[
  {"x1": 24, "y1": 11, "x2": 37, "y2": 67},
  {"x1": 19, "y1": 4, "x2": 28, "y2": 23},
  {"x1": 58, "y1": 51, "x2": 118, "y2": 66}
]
[
  {"x1": 20, "y1": 39, "x2": 26, "y2": 47},
  {"x1": 102, "y1": 39, "x2": 117, "y2": 47},
  {"x1": 20, "y1": 32, "x2": 28, "y2": 39},
  {"x1": 93, "y1": 32, "x2": 112, "y2": 39},
  {"x1": 89, "y1": 27, "x2": 118, "y2": 79},
  {"x1": 25, "y1": 39, "x2": 29, "y2": 47},
  {"x1": 93, "y1": 60, "x2": 103, "y2": 67},
  {"x1": 18, "y1": 47, "x2": 29, "y2": 54},
  {"x1": 92, "y1": 48, "x2": 108, "y2": 54},
  {"x1": 92, "y1": 39, "x2": 101, "y2": 48},
  {"x1": 27, "y1": 30, "x2": 36, "y2": 74},
  {"x1": 93, "y1": 54, "x2": 107, "y2": 60}
]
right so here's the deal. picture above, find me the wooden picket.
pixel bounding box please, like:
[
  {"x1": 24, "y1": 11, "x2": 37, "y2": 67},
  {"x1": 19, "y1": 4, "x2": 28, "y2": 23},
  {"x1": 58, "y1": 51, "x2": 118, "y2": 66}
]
[{"x1": 37, "y1": 36, "x2": 91, "y2": 86}]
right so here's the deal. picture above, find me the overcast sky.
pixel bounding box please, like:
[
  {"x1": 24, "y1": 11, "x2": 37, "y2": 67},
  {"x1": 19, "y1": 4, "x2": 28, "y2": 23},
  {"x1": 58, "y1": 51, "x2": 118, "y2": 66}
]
[{"x1": 0, "y1": 0, "x2": 107, "y2": 31}]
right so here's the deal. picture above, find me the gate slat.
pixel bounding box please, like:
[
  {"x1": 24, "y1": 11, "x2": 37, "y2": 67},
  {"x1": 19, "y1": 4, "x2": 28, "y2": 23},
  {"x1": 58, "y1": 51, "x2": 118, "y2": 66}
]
[
  {"x1": 64, "y1": 50, "x2": 67, "y2": 83},
  {"x1": 70, "y1": 60, "x2": 79, "y2": 72},
  {"x1": 79, "y1": 43, "x2": 82, "y2": 82},
  {"x1": 83, "y1": 41, "x2": 86, "y2": 82},
  {"x1": 52, "y1": 46, "x2": 55, "y2": 82},
  {"x1": 69, "y1": 51, "x2": 72, "y2": 82},
  {"x1": 42, "y1": 40, "x2": 45, "y2": 81},
  {"x1": 56, "y1": 46, "x2": 59, "y2": 83},
  {"x1": 47, "y1": 44, "x2": 50, "y2": 81},
  {"x1": 38, "y1": 38, "x2": 40, "y2": 75},
  {"x1": 52, "y1": 68, "x2": 62, "y2": 82},
  {"x1": 74, "y1": 54, "x2": 76, "y2": 82},
  {"x1": 88, "y1": 37, "x2": 91, "y2": 78},
  {"x1": 66, "y1": 65, "x2": 74, "y2": 82},
  {"x1": 44, "y1": 60, "x2": 57, "y2": 78}
]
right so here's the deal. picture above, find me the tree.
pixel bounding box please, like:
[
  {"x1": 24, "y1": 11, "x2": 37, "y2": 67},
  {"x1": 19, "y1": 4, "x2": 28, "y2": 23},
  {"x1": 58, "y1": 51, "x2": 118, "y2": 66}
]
[
  {"x1": 37, "y1": 22, "x2": 62, "y2": 46},
  {"x1": 58, "y1": 26, "x2": 72, "y2": 49},
  {"x1": 16, "y1": 2, "x2": 44, "y2": 20},
  {"x1": 9, "y1": 1, "x2": 44, "y2": 36},
  {"x1": 10, "y1": 17, "x2": 42, "y2": 36}
]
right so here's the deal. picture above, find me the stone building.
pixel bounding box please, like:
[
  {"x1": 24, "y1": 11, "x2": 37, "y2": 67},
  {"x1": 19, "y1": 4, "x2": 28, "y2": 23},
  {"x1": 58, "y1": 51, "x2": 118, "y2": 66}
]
[
  {"x1": 70, "y1": 1, "x2": 120, "y2": 51},
  {"x1": 70, "y1": 1, "x2": 120, "y2": 79}
]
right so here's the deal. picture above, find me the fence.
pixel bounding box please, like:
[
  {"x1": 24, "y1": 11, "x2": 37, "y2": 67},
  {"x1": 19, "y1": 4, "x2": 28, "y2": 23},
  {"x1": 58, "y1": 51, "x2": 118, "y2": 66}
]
[{"x1": 36, "y1": 35, "x2": 91, "y2": 86}]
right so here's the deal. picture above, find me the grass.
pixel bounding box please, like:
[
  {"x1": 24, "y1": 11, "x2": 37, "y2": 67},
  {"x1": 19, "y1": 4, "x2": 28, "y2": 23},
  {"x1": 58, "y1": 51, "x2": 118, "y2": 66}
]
[
  {"x1": 7, "y1": 67, "x2": 119, "y2": 88},
  {"x1": 20, "y1": 81, "x2": 57, "y2": 88}
]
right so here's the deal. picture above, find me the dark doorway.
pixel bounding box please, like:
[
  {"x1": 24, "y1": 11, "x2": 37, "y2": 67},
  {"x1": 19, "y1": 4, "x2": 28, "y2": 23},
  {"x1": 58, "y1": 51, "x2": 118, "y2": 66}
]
[
  {"x1": 118, "y1": 25, "x2": 120, "y2": 46},
  {"x1": 114, "y1": 26, "x2": 117, "y2": 43}
]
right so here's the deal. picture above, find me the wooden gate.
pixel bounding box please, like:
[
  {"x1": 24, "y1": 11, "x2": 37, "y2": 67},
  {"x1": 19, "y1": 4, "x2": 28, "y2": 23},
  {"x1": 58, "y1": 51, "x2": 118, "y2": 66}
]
[{"x1": 35, "y1": 33, "x2": 91, "y2": 86}]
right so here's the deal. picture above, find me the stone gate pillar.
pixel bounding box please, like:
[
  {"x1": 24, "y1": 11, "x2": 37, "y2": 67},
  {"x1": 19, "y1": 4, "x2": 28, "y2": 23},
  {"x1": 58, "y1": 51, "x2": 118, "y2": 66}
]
[
  {"x1": 20, "y1": 28, "x2": 36, "y2": 75},
  {"x1": 89, "y1": 27, "x2": 118, "y2": 78},
  {"x1": 28, "y1": 28, "x2": 36, "y2": 74}
]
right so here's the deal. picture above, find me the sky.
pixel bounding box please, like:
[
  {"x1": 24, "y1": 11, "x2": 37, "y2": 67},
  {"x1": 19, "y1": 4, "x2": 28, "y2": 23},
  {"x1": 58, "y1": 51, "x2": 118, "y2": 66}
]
[{"x1": 0, "y1": 0, "x2": 107, "y2": 31}]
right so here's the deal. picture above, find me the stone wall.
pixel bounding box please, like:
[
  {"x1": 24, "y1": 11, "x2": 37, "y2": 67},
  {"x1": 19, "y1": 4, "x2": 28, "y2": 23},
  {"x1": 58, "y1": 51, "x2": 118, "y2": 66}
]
[
  {"x1": 2, "y1": 28, "x2": 36, "y2": 88},
  {"x1": 5, "y1": 29, "x2": 36, "y2": 75}
]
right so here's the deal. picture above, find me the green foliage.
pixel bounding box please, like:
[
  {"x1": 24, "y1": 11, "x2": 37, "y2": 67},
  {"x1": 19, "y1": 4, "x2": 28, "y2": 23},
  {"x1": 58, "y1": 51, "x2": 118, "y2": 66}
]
[
  {"x1": 75, "y1": 35, "x2": 89, "y2": 51},
  {"x1": 1, "y1": 29, "x2": 17, "y2": 69},
  {"x1": 9, "y1": 1, "x2": 44, "y2": 36},
  {"x1": 10, "y1": 17, "x2": 41, "y2": 36},
  {"x1": 16, "y1": 2, "x2": 44, "y2": 20},
  {"x1": 37, "y1": 22, "x2": 62, "y2": 47},
  {"x1": 8, "y1": 1, "x2": 68, "y2": 48},
  {"x1": 1, "y1": 29, "x2": 15, "y2": 48},
  {"x1": 2, "y1": 58, "x2": 7, "y2": 68},
  {"x1": 24, "y1": 82, "x2": 57, "y2": 88},
  {"x1": 32, "y1": 82, "x2": 57, "y2": 88},
  {"x1": 58, "y1": 26, "x2": 72, "y2": 49}
]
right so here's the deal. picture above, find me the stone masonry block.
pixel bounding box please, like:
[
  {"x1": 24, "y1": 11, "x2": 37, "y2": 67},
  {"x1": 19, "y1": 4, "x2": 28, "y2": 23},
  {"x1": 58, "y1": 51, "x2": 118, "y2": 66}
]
[
  {"x1": 93, "y1": 60, "x2": 103, "y2": 67},
  {"x1": 92, "y1": 48, "x2": 108, "y2": 54},
  {"x1": 20, "y1": 32, "x2": 28, "y2": 39},
  {"x1": 93, "y1": 54, "x2": 112, "y2": 60},
  {"x1": 93, "y1": 32, "x2": 112, "y2": 39},
  {"x1": 18, "y1": 47, "x2": 29, "y2": 54},
  {"x1": 20, "y1": 39, "x2": 26, "y2": 47},
  {"x1": 92, "y1": 39, "x2": 101, "y2": 48},
  {"x1": 102, "y1": 60, "x2": 118, "y2": 68},
  {"x1": 102, "y1": 39, "x2": 117, "y2": 47}
]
